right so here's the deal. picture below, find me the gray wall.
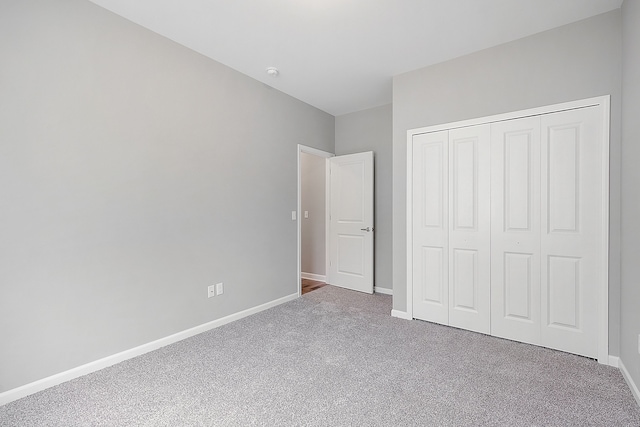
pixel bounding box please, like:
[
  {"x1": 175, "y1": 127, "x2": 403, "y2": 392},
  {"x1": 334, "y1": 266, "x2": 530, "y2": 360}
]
[
  {"x1": 0, "y1": 0, "x2": 334, "y2": 393},
  {"x1": 301, "y1": 152, "x2": 326, "y2": 277},
  {"x1": 336, "y1": 104, "x2": 393, "y2": 291},
  {"x1": 621, "y1": 0, "x2": 640, "y2": 391},
  {"x1": 392, "y1": 11, "x2": 622, "y2": 355}
]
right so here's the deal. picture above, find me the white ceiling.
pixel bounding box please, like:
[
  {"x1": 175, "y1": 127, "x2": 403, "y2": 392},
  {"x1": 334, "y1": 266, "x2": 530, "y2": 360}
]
[{"x1": 88, "y1": 0, "x2": 622, "y2": 116}]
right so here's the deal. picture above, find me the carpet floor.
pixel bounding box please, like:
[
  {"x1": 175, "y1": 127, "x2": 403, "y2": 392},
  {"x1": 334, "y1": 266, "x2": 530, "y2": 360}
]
[{"x1": 1, "y1": 285, "x2": 639, "y2": 426}]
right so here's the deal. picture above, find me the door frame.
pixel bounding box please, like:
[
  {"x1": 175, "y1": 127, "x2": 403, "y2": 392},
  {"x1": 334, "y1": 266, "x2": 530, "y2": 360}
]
[
  {"x1": 405, "y1": 95, "x2": 611, "y2": 364},
  {"x1": 297, "y1": 144, "x2": 334, "y2": 297}
]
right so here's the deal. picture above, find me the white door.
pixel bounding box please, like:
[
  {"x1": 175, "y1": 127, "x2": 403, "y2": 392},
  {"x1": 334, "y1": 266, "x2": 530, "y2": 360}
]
[
  {"x1": 411, "y1": 125, "x2": 491, "y2": 333},
  {"x1": 490, "y1": 117, "x2": 542, "y2": 346},
  {"x1": 540, "y1": 107, "x2": 602, "y2": 358},
  {"x1": 412, "y1": 131, "x2": 449, "y2": 324},
  {"x1": 327, "y1": 152, "x2": 374, "y2": 294},
  {"x1": 448, "y1": 125, "x2": 491, "y2": 334}
]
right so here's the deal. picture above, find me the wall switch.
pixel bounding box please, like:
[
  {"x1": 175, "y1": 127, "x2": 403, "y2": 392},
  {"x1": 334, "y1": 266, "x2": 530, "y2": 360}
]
[
  {"x1": 216, "y1": 282, "x2": 224, "y2": 296},
  {"x1": 304, "y1": 211, "x2": 309, "y2": 218},
  {"x1": 291, "y1": 211, "x2": 296, "y2": 220},
  {"x1": 207, "y1": 284, "x2": 216, "y2": 298}
]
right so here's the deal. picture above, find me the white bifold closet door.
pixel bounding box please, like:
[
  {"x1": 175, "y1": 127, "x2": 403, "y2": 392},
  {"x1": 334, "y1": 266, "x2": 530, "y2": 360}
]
[
  {"x1": 413, "y1": 104, "x2": 604, "y2": 359},
  {"x1": 448, "y1": 126, "x2": 491, "y2": 334},
  {"x1": 490, "y1": 107, "x2": 602, "y2": 358},
  {"x1": 540, "y1": 107, "x2": 602, "y2": 358},
  {"x1": 490, "y1": 116, "x2": 542, "y2": 346},
  {"x1": 412, "y1": 125, "x2": 491, "y2": 334},
  {"x1": 412, "y1": 131, "x2": 449, "y2": 325}
]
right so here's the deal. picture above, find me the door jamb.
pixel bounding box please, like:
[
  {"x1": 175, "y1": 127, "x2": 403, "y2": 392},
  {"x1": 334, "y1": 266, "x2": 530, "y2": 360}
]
[{"x1": 297, "y1": 144, "x2": 334, "y2": 297}]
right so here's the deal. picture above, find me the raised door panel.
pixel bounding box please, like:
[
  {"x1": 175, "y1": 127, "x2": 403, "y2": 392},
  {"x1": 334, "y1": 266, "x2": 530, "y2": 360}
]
[
  {"x1": 451, "y1": 249, "x2": 478, "y2": 311},
  {"x1": 418, "y1": 247, "x2": 445, "y2": 304},
  {"x1": 490, "y1": 117, "x2": 541, "y2": 345},
  {"x1": 547, "y1": 256, "x2": 581, "y2": 329},
  {"x1": 448, "y1": 125, "x2": 491, "y2": 334},
  {"x1": 540, "y1": 107, "x2": 602, "y2": 358},
  {"x1": 503, "y1": 253, "x2": 534, "y2": 320},
  {"x1": 412, "y1": 131, "x2": 449, "y2": 324},
  {"x1": 336, "y1": 161, "x2": 365, "y2": 223},
  {"x1": 336, "y1": 235, "x2": 365, "y2": 277}
]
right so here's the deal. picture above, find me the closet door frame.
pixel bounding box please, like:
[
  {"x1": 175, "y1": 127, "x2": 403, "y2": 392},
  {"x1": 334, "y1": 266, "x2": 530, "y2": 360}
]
[{"x1": 405, "y1": 95, "x2": 610, "y2": 364}]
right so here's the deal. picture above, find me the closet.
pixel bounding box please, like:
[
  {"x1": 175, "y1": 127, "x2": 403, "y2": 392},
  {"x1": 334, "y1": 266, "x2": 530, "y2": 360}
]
[{"x1": 409, "y1": 98, "x2": 608, "y2": 360}]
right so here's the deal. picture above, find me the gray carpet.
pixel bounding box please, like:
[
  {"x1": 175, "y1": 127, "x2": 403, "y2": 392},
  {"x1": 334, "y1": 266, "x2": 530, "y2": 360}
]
[{"x1": 1, "y1": 285, "x2": 639, "y2": 426}]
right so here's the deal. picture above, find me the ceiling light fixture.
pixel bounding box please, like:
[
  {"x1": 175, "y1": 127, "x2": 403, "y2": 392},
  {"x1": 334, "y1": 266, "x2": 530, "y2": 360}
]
[{"x1": 266, "y1": 67, "x2": 279, "y2": 77}]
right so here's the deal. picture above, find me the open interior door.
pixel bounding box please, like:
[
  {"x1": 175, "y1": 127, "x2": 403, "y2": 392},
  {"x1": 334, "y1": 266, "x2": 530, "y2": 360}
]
[{"x1": 327, "y1": 152, "x2": 374, "y2": 294}]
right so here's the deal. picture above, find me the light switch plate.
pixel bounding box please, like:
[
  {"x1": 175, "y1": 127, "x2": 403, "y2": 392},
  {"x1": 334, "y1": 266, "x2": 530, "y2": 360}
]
[
  {"x1": 216, "y1": 282, "x2": 224, "y2": 296},
  {"x1": 304, "y1": 211, "x2": 309, "y2": 218},
  {"x1": 291, "y1": 211, "x2": 296, "y2": 220},
  {"x1": 207, "y1": 284, "x2": 215, "y2": 298}
]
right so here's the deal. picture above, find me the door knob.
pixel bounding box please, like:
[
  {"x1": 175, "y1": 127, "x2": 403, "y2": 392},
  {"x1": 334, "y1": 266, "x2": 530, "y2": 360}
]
[{"x1": 361, "y1": 227, "x2": 373, "y2": 232}]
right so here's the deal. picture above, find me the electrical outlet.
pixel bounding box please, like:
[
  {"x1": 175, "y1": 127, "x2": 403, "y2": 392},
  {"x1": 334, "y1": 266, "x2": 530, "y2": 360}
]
[
  {"x1": 216, "y1": 282, "x2": 224, "y2": 296},
  {"x1": 207, "y1": 284, "x2": 216, "y2": 298}
]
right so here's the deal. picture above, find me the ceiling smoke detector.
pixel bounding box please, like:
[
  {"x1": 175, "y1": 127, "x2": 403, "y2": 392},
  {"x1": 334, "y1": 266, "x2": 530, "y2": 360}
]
[{"x1": 266, "y1": 67, "x2": 279, "y2": 77}]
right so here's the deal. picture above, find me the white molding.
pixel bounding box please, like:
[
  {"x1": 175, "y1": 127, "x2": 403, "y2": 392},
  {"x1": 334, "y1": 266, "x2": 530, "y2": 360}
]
[
  {"x1": 325, "y1": 158, "x2": 332, "y2": 286},
  {"x1": 598, "y1": 96, "x2": 611, "y2": 365},
  {"x1": 608, "y1": 355, "x2": 620, "y2": 368},
  {"x1": 301, "y1": 272, "x2": 326, "y2": 282},
  {"x1": 374, "y1": 287, "x2": 393, "y2": 295},
  {"x1": 391, "y1": 309, "x2": 412, "y2": 320},
  {"x1": 0, "y1": 292, "x2": 299, "y2": 406},
  {"x1": 406, "y1": 124, "x2": 414, "y2": 320},
  {"x1": 406, "y1": 96, "x2": 610, "y2": 360},
  {"x1": 297, "y1": 144, "x2": 333, "y2": 298},
  {"x1": 619, "y1": 359, "x2": 640, "y2": 408},
  {"x1": 408, "y1": 96, "x2": 605, "y2": 136},
  {"x1": 298, "y1": 145, "x2": 334, "y2": 159}
]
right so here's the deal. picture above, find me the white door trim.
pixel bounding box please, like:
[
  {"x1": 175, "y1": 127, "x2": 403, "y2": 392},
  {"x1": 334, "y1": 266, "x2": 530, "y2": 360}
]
[
  {"x1": 405, "y1": 95, "x2": 610, "y2": 364},
  {"x1": 297, "y1": 145, "x2": 334, "y2": 297},
  {"x1": 598, "y1": 96, "x2": 611, "y2": 364}
]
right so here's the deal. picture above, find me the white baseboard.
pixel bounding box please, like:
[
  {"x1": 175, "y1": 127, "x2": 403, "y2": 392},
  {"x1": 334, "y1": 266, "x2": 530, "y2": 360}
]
[
  {"x1": 608, "y1": 355, "x2": 620, "y2": 368},
  {"x1": 301, "y1": 272, "x2": 326, "y2": 282},
  {"x1": 374, "y1": 287, "x2": 393, "y2": 295},
  {"x1": 0, "y1": 292, "x2": 299, "y2": 406},
  {"x1": 619, "y1": 359, "x2": 640, "y2": 408},
  {"x1": 391, "y1": 309, "x2": 412, "y2": 320}
]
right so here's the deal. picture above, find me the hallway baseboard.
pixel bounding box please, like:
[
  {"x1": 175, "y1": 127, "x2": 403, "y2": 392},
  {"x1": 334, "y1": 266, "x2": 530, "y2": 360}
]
[{"x1": 301, "y1": 272, "x2": 326, "y2": 282}]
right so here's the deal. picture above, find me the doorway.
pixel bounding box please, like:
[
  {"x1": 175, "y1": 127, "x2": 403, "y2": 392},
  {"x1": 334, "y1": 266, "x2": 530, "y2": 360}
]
[{"x1": 297, "y1": 145, "x2": 333, "y2": 296}]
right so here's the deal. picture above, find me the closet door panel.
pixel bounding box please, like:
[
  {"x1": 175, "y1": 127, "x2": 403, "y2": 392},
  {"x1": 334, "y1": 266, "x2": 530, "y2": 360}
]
[
  {"x1": 540, "y1": 106, "x2": 602, "y2": 359},
  {"x1": 448, "y1": 125, "x2": 491, "y2": 334},
  {"x1": 490, "y1": 118, "x2": 541, "y2": 345},
  {"x1": 412, "y1": 131, "x2": 449, "y2": 325}
]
